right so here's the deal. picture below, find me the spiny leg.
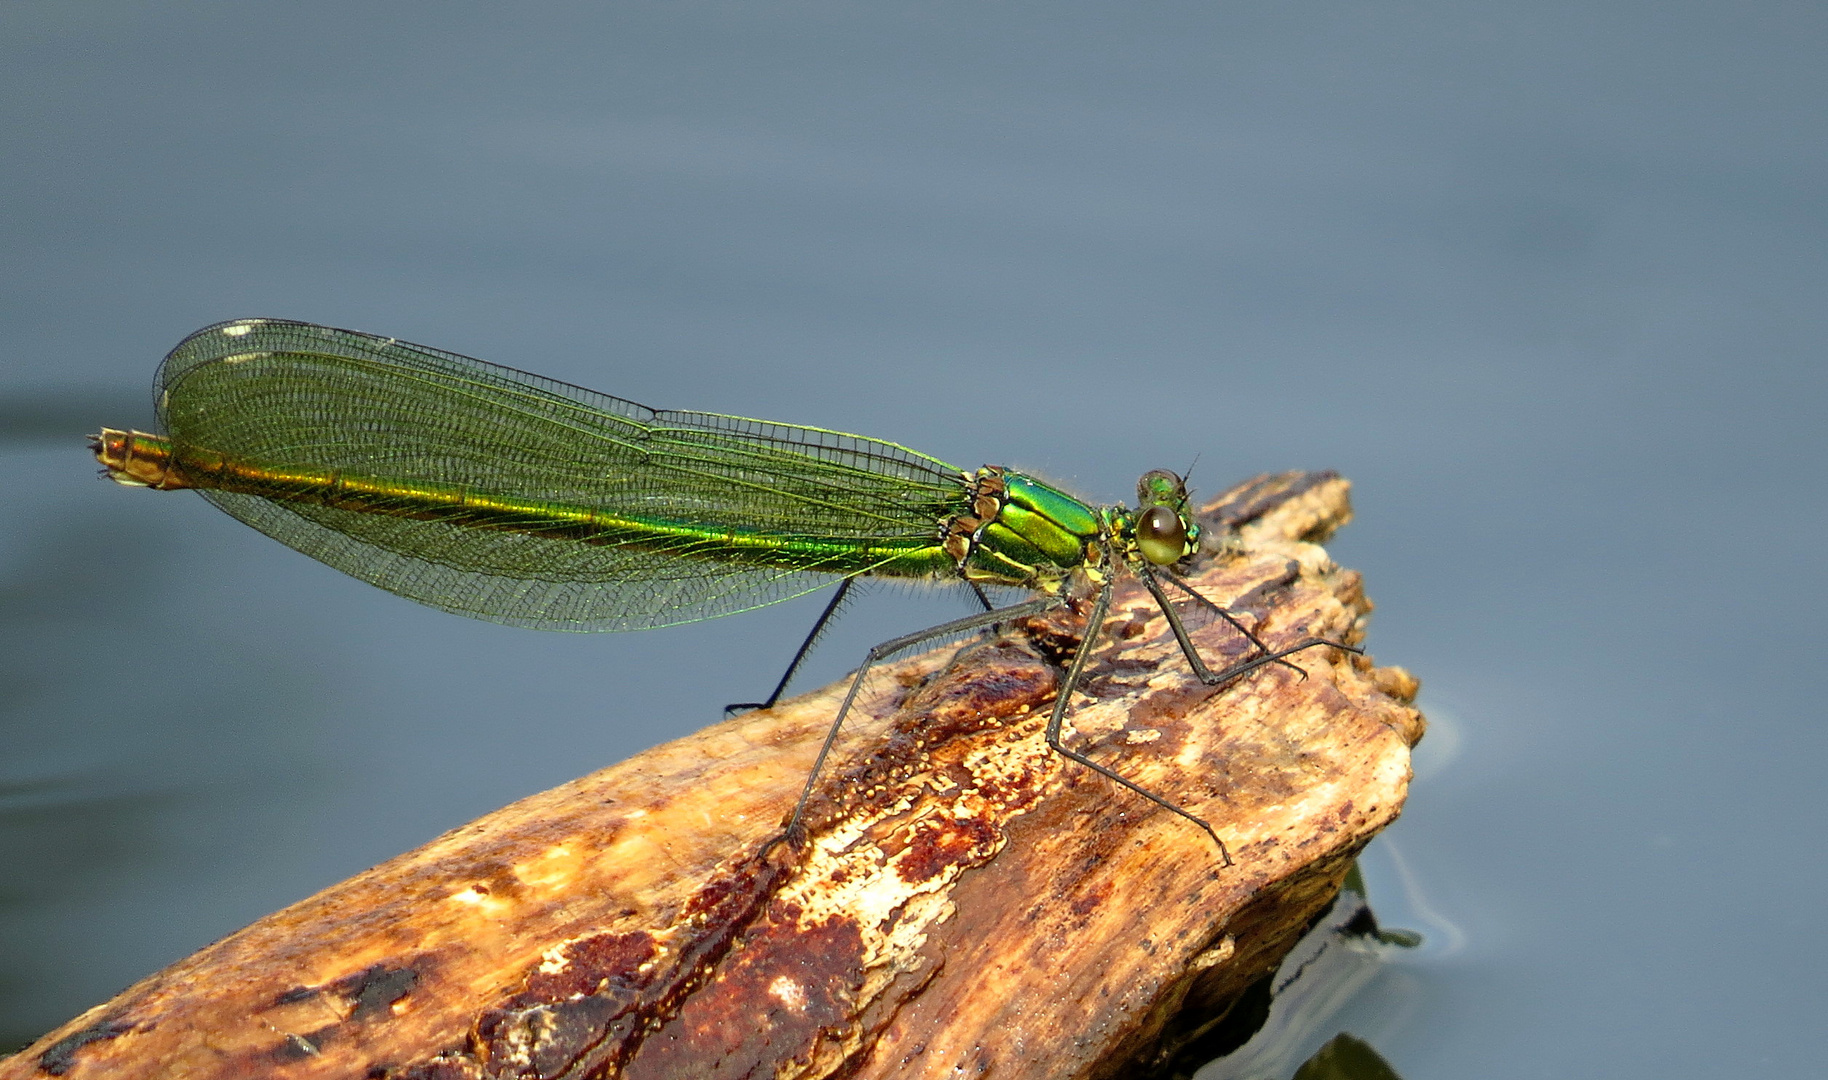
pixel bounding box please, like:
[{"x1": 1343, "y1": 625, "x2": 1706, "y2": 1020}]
[
  {"x1": 1139, "y1": 566, "x2": 1363, "y2": 688},
  {"x1": 735, "y1": 579, "x2": 999, "y2": 717},
  {"x1": 1040, "y1": 579, "x2": 1235, "y2": 865},
  {"x1": 1153, "y1": 569, "x2": 1308, "y2": 678},
  {"x1": 726, "y1": 576, "x2": 856, "y2": 715},
  {"x1": 765, "y1": 573, "x2": 1359, "y2": 862},
  {"x1": 967, "y1": 580, "x2": 996, "y2": 612},
  {"x1": 767, "y1": 595, "x2": 1062, "y2": 853}
]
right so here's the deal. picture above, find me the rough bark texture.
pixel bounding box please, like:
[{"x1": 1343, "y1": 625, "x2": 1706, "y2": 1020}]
[{"x1": 3, "y1": 471, "x2": 1423, "y2": 1080}]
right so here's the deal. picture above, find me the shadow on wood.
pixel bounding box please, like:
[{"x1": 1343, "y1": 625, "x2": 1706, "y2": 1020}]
[{"x1": 3, "y1": 471, "x2": 1423, "y2": 1080}]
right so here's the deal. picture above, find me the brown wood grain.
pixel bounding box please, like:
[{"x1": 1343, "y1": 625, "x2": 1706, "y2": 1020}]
[{"x1": 2, "y1": 471, "x2": 1422, "y2": 1080}]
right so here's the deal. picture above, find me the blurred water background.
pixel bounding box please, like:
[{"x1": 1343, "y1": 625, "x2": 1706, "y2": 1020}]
[{"x1": 3, "y1": 3, "x2": 1824, "y2": 1074}]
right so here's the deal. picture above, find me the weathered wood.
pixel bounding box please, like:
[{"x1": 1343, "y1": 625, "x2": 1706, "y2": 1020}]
[{"x1": 3, "y1": 472, "x2": 1423, "y2": 1080}]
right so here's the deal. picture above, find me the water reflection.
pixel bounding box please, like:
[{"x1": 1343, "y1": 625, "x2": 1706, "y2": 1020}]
[
  {"x1": 1289, "y1": 1034, "x2": 1404, "y2": 1080},
  {"x1": 1189, "y1": 867, "x2": 1423, "y2": 1080}
]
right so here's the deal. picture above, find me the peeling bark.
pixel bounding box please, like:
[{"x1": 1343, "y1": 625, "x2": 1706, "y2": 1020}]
[{"x1": 2, "y1": 471, "x2": 1423, "y2": 1080}]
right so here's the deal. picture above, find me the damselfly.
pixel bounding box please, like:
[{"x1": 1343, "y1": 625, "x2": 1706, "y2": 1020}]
[{"x1": 92, "y1": 319, "x2": 1356, "y2": 862}]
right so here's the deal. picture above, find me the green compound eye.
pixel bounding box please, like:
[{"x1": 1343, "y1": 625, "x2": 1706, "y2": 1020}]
[{"x1": 1136, "y1": 505, "x2": 1188, "y2": 565}]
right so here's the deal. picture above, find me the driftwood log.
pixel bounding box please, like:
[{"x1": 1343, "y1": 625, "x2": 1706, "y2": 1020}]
[{"x1": 3, "y1": 471, "x2": 1423, "y2": 1079}]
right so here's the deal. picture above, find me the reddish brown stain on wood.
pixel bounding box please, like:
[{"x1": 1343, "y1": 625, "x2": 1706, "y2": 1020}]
[
  {"x1": 622, "y1": 916, "x2": 867, "y2": 1080},
  {"x1": 895, "y1": 813, "x2": 1004, "y2": 886}
]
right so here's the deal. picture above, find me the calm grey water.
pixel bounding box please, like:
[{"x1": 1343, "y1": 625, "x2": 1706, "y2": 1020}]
[{"x1": 3, "y1": 4, "x2": 1824, "y2": 1074}]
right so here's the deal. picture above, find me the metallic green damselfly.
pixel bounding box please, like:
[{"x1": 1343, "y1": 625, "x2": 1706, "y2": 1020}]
[{"x1": 93, "y1": 319, "x2": 1355, "y2": 861}]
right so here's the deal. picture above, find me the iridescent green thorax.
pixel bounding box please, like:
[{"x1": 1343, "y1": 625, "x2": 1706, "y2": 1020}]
[{"x1": 939, "y1": 465, "x2": 1201, "y2": 591}]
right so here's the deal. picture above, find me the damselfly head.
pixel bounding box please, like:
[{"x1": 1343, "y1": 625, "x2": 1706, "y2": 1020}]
[{"x1": 1132, "y1": 469, "x2": 1199, "y2": 566}]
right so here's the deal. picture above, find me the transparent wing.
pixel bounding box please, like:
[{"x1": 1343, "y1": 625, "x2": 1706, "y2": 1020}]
[{"x1": 155, "y1": 318, "x2": 969, "y2": 630}]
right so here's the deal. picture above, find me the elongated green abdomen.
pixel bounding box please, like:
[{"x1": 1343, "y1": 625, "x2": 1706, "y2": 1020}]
[{"x1": 95, "y1": 429, "x2": 956, "y2": 579}]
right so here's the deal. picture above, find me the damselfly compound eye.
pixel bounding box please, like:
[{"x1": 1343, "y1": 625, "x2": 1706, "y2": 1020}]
[{"x1": 1137, "y1": 505, "x2": 1187, "y2": 565}]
